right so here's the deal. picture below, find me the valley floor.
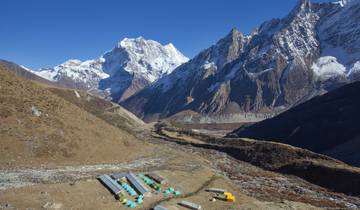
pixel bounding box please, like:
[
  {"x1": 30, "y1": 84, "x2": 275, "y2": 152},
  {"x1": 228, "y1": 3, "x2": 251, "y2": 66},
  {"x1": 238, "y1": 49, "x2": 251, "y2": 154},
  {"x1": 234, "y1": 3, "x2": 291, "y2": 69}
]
[{"x1": 1, "y1": 125, "x2": 360, "y2": 209}]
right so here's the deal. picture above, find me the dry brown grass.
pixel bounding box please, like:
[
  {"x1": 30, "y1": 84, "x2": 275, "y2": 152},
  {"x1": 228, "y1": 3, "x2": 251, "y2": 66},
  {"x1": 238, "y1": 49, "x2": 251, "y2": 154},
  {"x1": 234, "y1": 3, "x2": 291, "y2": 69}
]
[
  {"x1": 0, "y1": 67, "x2": 152, "y2": 168},
  {"x1": 47, "y1": 87, "x2": 145, "y2": 133}
]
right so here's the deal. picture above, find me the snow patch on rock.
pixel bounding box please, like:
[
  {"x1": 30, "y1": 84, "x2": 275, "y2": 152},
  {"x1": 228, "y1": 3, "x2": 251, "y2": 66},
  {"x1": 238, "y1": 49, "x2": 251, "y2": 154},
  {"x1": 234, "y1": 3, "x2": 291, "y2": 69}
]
[
  {"x1": 336, "y1": 0, "x2": 350, "y2": 7},
  {"x1": 113, "y1": 37, "x2": 189, "y2": 82},
  {"x1": 348, "y1": 61, "x2": 360, "y2": 76},
  {"x1": 202, "y1": 62, "x2": 217, "y2": 70},
  {"x1": 312, "y1": 56, "x2": 346, "y2": 81}
]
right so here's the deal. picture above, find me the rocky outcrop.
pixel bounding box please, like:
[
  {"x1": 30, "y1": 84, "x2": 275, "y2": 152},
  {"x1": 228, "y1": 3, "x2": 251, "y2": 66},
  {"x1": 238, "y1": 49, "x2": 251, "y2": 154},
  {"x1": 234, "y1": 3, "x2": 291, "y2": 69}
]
[{"x1": 227, "y1": 81, "x2": 360, "y2": 166}]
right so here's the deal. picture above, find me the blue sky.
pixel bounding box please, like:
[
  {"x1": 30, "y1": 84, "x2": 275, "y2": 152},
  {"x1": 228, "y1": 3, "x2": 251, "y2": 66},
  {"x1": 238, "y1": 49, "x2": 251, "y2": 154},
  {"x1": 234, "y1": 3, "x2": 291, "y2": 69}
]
[{"x1": 1, "y1": 0, "x2": 333, "y2": 69}]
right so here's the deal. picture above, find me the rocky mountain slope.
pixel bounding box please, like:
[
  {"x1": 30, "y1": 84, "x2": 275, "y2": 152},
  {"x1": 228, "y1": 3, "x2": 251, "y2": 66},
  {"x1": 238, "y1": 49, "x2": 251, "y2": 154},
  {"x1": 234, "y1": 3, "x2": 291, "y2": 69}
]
[
  {"x1": 31, "y1": 37, "x2": 188, "y2": 102},
  {"x1": 227, "y1": 81, "x2": 360, "y2": 166},
  {"x1": 122, "y1": 0, "x2": 360, "y2": 121}
]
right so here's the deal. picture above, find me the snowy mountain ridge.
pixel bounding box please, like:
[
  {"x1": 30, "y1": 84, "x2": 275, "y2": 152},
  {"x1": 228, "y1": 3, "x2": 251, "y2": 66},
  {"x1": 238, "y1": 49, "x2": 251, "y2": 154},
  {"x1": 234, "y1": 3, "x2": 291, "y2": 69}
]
[
  {"x1": 32, "y1": 37, "x2": 188, "y2": 100},
  {"x1": 106, "y1": 36, "x2": 188, "y2": 82},
  {"x1": 34, "y1": 59, "x2": 108, "y2": 89},
  {"x1": 122, "y1": 0, "x2": 360, "y2": 121}
]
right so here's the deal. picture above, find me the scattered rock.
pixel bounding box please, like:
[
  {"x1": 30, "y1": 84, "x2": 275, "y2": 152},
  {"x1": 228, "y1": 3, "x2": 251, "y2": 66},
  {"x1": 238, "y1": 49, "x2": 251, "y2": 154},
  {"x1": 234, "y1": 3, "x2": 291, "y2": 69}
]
[
  {"x1": 42, "y1": 202, "x2": 63, "y2": 209},
  {"x1": 31, "y1": 106, "x2": 42, "y2": 117},
  {"x1": 74, "y1": 90, "x2": 81, "y2": 98}
]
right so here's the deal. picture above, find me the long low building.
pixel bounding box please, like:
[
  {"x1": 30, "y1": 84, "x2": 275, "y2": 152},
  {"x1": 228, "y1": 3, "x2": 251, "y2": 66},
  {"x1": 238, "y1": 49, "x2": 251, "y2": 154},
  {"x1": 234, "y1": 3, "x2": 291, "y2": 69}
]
[
  {"x1": 111, "y1": 172, "x2": 151, "y2": 197},
  {"x1": 98, "y1": 175, "x2": 123, "y2": 195},
  {"x1": 153, "y1": 205, "x2": 168, "y2": 210},
  {"x1": 179, "y1": 201, "x2": 202, "y2": 210},
  {"x1": 205, "y1": 188, "x2": 226, "y2": 194},
  {"x1": 127, "y1": 172, "x2": 151, "y2": 197}
]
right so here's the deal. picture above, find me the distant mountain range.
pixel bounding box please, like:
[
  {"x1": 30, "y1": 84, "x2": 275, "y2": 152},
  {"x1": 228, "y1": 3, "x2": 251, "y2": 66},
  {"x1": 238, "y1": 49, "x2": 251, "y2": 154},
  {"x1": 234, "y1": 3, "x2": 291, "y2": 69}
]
[
  {"x1": 30, "y1": 37, "x2": 188, "y2": 102},
  {"x1": 227, "y1": 81, "x2": 360, "y2": 166},
  {"x1": 3, "y1": 47, "x2": 360, "y2": 209},
  {"x1": 122, "y1": 0, "x2": 360, "y2": 121},
  {"x1": 20, "y1": 0, "x2": 360, "y2": 122}
]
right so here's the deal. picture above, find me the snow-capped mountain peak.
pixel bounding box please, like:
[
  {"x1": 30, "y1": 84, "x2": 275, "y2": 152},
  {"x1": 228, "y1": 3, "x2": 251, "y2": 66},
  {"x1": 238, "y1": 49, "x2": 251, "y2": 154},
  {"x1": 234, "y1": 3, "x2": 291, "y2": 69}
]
[
  {"x1": 31, "y1": 37, "x2": 188, "y2": 101},
  {"x1": 103, "y1": 37, "x2": 188, "y2": 82}
]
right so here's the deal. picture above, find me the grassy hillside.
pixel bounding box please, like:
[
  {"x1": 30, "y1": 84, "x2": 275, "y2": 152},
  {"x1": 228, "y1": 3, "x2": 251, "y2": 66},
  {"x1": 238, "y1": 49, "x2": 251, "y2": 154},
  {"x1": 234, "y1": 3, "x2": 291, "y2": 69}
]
[
  {"x1": 0, "y1": 59, "x2": 55, "y2": 87},
  {"x1": 0, "y1": 66, "x2": 150, "y2": 167},
  {"x1": 47, "y1": 87, "x2": 145, "y2": 133}
]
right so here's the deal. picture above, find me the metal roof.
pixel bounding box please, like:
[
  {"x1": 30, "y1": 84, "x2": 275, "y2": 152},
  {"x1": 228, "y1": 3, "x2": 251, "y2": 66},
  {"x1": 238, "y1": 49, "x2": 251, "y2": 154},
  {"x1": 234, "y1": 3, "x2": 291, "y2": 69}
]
[
  {"x1": 179, "y1": 201, "x2": 202, "y2": 210},
  {"x1": 205, "y1": 188, "x2": 226, "y2": 193},
  {"x1": 98, "y1": 175, "x2": 123, "y2": 195},
  {"x1": 127, "y1": 172, "x2": 150, "y2": 196},
  {"x1": 153, "y1": 205, "x2": 168, "y2": 210},
  {"x1": 111, "y1": 173, "x2": 128, "y2": 180}
]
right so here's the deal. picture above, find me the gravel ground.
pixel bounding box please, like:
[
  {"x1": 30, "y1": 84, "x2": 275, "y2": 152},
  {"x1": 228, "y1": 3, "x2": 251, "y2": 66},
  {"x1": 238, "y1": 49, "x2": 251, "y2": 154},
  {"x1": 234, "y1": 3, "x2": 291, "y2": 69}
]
[
  {"x1": 0, "y1": 157, "x2": 169, "y2": 190},
  {"x1": 148, "y1": 130, "x2": 360, "y2": 209}
]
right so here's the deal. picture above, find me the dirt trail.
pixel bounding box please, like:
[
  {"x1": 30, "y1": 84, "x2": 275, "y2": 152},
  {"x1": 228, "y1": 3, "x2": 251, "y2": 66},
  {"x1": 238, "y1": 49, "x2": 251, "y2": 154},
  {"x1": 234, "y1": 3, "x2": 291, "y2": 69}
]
[{"x1": 0, "y1": 158, "x2": 167, "y2": 190}]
